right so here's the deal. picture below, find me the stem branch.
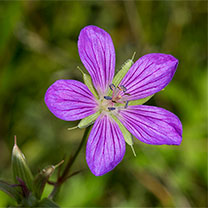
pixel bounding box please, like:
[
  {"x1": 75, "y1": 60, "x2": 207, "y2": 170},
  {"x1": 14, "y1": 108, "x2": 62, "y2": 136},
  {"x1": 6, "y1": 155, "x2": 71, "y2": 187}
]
[{"x1": 49, "y1": 126, "x2": 91, "y2": 200}]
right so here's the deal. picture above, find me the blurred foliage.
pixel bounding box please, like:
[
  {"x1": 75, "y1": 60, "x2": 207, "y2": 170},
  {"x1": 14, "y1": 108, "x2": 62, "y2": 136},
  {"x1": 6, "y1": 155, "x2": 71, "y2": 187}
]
[{"x1": 0, "y1": 1, "x2": 207, "y2": 207}]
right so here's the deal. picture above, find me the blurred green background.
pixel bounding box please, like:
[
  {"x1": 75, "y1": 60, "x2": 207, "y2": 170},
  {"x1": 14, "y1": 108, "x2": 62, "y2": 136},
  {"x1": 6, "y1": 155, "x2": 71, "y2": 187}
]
[{"x1": 0, "y1": 1, "x2": 207, "y2": 207}]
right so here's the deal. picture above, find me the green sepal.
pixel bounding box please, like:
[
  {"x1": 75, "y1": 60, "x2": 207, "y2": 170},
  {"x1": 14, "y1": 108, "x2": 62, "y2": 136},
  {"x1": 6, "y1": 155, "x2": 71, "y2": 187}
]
[
  {"x1": 108, "y1": 56, "x2": 135, "y2": 96},
  {"x1": 33, "y1": 166, "x2": 55, "y2": 199},
  {"x1": 111, "y1": 114, "x2": 136, "y2": 157},
  {"x1": 0, "y1": 180, "x2": 22, "y2": 203},
  {"x1": 111, "y1": 114, "x2": 133, "y2": 146},
  {"x1": 128, "y1": 95, "x2": 154, "y2": 106},
  {"x1": 77, "y1": 66, "x2": 99, "y2": 99},
  {"x1": 113, "y1": 59, "x2": 133, "y2": 86},
  {"x1": 78, "y1": 111, "x2": 101, "y2": 128},
  {"x1": 37, "y1": 198, "x2": 60, "y2": 207},
  {"x1": 12, "y1": 138, "x2": 34, "y2": 192},
  {"x1": 115, "y1": 95, "x2": 154, "y2": 108},
  {"x1": 111, "y1": 114, "x2": 136, "y2": 156}
]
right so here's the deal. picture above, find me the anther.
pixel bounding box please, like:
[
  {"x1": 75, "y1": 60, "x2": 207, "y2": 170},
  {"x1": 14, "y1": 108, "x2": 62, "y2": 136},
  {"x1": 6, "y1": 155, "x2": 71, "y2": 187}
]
[
  {"x1": 108, "y1": 107, "x2": 116, "y2": 111},
  {"x1": 120, "y1": 85, "x2": 127, "y2": 92},
  {"x1": 124, "y1": 93, "x2": 131, "y2": 96},
  {"x1": 117, "y1": 86, "x2": 122, "y2": 91},
  {"x1": 104, "y1": 96, "x2": 112, "y2": 100},
  {"x1": 125, "y1": 101, "x2": 129, "y2": 109},
  {"x1": 109, "y1": 84, "x2": 116, "y2": 91}
]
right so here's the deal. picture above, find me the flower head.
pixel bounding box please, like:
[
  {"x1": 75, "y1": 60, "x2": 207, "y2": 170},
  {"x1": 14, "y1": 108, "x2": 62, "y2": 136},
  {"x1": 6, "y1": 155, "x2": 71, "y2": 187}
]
[{"x1": 45, "y1": 25, "x2": 182, "y2": 176}]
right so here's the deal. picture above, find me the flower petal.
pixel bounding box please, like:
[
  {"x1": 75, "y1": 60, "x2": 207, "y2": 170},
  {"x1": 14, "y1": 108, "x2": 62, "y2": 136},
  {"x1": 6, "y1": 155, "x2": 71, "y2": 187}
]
[
  {"x1": 78, "y1": 25, "x2": 115, "y2": 96},
  {"x1": 45, "y1": 80, "x2": 97, "y2": 121},
  {"x1": 117, "y1": 105, "x2": 182, "y2": 145},
  {"x1": 119, "y1": 53, "x2": 178, "y2": 100},
  {"x1": 86, "y1": 114, "x2": 126, "y2": 176}
]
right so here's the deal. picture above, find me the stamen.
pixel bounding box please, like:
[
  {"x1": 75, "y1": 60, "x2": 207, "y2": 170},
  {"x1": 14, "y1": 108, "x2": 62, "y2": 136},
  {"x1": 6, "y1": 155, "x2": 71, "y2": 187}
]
[
  {"x1": 120, "y1": 85, "x2": 127, "y2": 92},
  {"x1": 124, "y1": 93, "x2": 131, "y2": 96},
  {"x1": 108, "y1": 107, "x2": 116, "y2": 111},
  {"x1": 117, "y1": 86, "x2": 123, "y2": 91},
  {"x1": 125, "y1": 101, "x2": 129, "y2": 109},
  {"x1": 104, "y1": 96, "x2": 112, "y2": 100},
  {"x1": 109, "y1": 84, "x2": 116, "y2": 91}
]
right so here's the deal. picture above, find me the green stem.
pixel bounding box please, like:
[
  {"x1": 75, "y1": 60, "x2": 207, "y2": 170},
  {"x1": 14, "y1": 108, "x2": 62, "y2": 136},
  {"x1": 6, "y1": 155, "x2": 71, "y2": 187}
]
[{"x1": 49, "y1": 126, "x2": 91, "y2": 200}]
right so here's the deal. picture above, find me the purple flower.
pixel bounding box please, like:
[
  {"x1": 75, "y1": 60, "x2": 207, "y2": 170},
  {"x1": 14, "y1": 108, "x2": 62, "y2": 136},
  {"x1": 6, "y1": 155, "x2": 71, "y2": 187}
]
[{"x1": 45, "y1": 25, "x2": 182, "y2": 176}]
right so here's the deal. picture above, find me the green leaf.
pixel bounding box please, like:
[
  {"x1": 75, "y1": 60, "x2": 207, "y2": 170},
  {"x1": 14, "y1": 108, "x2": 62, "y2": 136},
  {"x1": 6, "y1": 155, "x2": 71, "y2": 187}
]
[
  {"x1": 111, "y1": 114, "x2": 136, "y2": 156},
  {"x1": 12, "y1": 137, "x2": 34, "y2": 192},
  {"x1": 34, "y1": 161, "x2": 64, "y2": 199},
  {"x1": 37, "y1": 198, "x2": 60, "y2": 207},
  {"x1": 0, "y1": 180, "x2": 22, "y2": 203},
  {"x1": 128, "y1": 94, "x2": 154, "y2": 106},
  {"x1": 78, "y1": 111, "x2": 101, "y2": 128},
  {"x1": 77, "y1": 66, "x2": 99, "y2": 99}
]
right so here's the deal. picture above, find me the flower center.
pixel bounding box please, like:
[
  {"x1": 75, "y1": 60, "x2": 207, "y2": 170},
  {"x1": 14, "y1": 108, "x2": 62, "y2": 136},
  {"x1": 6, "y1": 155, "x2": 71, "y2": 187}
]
[{"x1": 98, "y1": 84, "x2": 130, "y2": 112}]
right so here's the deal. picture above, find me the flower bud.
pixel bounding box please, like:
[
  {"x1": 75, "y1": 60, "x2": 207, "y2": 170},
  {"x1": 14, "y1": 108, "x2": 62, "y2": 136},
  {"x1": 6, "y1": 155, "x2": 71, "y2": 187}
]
[
  {"x1": 34, "y1": 160, "x2": 64, "y2": 199},
  {"x1": 34, "y1": 166, "x2": 55, "y2": 199},
  {"x1": 12, "y1": 136, "x2": 34, "y2": 192}
]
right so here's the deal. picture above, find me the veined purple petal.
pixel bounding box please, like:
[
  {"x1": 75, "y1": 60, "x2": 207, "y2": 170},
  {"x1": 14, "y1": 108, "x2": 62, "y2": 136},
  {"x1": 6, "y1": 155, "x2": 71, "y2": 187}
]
[
  {"x1": 45, "y1": 80, "x2": 98, "y2": 121},
  {"x1": 86, "y1": 114, "x2": 125, "y2": 176},
  {"x1": 117, "y1": 105, "x2": 182, "y2": 145},
  {"x1": 120, "y1": 53, "x2": 178, "y2": 100},
  {"x1": 78, "y1": 25, "x2": 115, "y2": 96}
]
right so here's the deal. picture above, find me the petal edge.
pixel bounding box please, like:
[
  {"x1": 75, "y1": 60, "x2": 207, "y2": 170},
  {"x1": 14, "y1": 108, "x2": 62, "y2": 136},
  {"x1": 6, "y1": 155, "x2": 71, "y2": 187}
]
[
  {"x1": 78, "y1": 25, "x2": 115, "y2": 96},
  {"x1": 120, "y1": 53, "x2": 178, "y2": 100},
  {"x1": 45, "y1": 80, "x2": 97, "y2": 121},
  {"x1": 86, "y1": 114, "x2": 126, "y2": 176},
  {"x1": 118, "y1": 105, "x2": 182, "y2": 145}
]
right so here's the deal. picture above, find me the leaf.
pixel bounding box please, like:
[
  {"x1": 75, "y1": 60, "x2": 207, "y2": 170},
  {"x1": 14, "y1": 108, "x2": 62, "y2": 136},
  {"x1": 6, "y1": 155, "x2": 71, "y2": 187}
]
[
  {"x1": 12, "y1": 137, "x2": 34, "y2": 192},
  {"x1": 37, "y1": 198, "x2": 60, "y2": 207},
  {"x1": 0, "y1": 180, "x2": 22, "y2": 203}
]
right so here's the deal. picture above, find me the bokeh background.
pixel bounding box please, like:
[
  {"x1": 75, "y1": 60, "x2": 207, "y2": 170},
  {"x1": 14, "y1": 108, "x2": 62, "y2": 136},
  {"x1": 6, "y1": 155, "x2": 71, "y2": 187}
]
[{"x1": 0, "y1": 1, "x2": 207, "y2": 207}]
